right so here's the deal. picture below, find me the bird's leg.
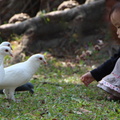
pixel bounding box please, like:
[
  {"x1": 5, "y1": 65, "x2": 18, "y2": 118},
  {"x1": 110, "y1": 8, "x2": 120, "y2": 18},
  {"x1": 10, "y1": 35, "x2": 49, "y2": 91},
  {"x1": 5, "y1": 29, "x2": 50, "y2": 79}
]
[
  {"x1": 3, "y1": 89, "x2": 10, "y2": 99},
  {"x1": 9, "y1": 88, "x2": 16, "y2": 101}
]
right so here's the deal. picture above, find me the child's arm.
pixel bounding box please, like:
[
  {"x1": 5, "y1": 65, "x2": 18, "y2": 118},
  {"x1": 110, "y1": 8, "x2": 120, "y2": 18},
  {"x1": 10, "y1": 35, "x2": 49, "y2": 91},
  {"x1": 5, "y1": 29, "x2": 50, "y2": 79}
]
[
  {"x1": 91, "y1": 49, "x2": 120, "y2": 81},
  {"x1": 81, "y1": 48, "x2": 120, "y2": 86}
]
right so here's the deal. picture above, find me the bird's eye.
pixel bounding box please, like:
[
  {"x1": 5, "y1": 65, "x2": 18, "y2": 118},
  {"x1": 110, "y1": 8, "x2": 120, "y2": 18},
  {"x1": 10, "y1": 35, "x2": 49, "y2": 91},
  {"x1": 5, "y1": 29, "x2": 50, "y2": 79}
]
[
  {"x1": 8, "y1": 44, "x2": 10, "y2": 46},
  {"x1": 39, "y1": 57, "x2": 43, "y2": 60},
  {"x1": 5, "y1": 49, "x2": 8, "y2": 52}
]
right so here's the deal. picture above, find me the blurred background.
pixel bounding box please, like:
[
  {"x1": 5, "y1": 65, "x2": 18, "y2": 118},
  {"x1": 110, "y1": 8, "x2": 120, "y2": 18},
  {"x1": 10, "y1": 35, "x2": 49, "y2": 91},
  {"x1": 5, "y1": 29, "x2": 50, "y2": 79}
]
[{"x1": 0, "y1": 0, "x2": 119, "y2": 63}]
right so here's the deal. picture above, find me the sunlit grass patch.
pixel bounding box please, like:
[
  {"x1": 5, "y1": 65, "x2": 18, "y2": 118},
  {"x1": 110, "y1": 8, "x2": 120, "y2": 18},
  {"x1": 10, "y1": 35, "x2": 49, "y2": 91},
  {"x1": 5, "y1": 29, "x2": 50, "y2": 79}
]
[{"x1": 0, "y1": 52, "x2": 119, "y2": 120}]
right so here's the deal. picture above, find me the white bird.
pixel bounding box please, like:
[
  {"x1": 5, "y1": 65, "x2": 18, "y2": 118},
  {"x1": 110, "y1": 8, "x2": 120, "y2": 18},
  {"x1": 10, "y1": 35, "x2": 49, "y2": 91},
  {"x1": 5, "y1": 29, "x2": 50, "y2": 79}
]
[
  {"x1": 0, "y1": 46, "x2": 13, "y2": 83},
  {"x1": 0, "y1": 41, "x2": 12, "y2": 50},
  {"x1": 0, "y1": 41, "x2": 34, "y2": 94},
  {"x1": 0, "y1": 54, "x2": 47, "y2": 101}
]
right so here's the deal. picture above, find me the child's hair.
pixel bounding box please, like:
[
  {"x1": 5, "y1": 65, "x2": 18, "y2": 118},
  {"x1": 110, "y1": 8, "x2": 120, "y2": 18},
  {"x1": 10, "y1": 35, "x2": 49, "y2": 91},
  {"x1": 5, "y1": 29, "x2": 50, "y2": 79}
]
[
  {"x1": 108, "y1": 2, "x2": 120, "y2": 44},
  {"x1": 109, "y1": 2, "x2": 120, "y2": 19}
]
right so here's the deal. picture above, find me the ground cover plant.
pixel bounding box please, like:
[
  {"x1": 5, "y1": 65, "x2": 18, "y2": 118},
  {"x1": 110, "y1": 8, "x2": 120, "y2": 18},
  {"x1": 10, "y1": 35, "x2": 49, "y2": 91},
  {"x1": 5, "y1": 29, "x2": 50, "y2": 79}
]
[{"x1": 0, "y1": 51, "x2": 120, "y2": 120}]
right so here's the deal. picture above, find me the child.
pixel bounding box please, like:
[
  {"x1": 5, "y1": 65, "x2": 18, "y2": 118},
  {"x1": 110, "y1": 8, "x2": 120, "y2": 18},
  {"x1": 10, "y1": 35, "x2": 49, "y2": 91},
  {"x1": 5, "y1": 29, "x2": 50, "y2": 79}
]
[{"x1": 81, "y1": 3, "x2": 120, "y2": 101}]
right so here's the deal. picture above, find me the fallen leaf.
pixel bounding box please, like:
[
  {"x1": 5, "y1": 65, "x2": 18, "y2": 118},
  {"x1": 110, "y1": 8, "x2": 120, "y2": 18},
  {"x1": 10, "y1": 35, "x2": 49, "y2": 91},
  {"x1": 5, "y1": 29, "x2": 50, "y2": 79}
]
[{"x1": 73, "y1": 110, "x2": 82, "y2": 115}]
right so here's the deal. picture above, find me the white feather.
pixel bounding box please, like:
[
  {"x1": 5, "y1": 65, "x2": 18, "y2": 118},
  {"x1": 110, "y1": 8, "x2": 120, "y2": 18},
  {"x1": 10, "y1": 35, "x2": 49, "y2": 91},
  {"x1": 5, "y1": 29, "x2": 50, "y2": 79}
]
[
  {"x1": 0, "y1": 46, "x2": 13, "y2": 83},
  {"x1": 0, "y1": 54, "x2": 46, "y2": 101}
]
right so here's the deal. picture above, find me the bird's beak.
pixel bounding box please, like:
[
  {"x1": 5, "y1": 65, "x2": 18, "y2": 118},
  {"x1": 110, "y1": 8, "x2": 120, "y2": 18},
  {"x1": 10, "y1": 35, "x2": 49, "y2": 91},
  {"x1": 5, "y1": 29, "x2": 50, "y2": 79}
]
[
  {"x1": 9, "y1": 52, "x2": 13, "y2": 57},
  {"x1": 44, "y1": 61, "x2": 47, "y2": 65},
  {"x1": 10, "y1": 46, "x2": 13, "y2": 50}
]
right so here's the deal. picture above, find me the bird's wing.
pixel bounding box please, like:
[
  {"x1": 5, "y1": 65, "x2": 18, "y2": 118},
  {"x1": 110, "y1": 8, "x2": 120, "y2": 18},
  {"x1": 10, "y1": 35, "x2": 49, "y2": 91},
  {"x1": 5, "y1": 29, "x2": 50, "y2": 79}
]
[{"x1": 1, "y1": 63, "x2": 29, "y2": 86}]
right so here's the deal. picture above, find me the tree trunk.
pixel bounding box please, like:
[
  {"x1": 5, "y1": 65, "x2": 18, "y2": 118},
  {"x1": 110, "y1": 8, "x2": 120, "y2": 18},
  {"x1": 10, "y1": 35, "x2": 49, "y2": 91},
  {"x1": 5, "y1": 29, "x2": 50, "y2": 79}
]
[
  {"x1": 0, "y1": 0, "x2": 41, "y2": 24},
  {"x1": 0, "y1": 0, "x2": 106, "y2": 61},
  {"x1": 0, "y1": 0, "x2": 105, "y2": 38},
  {"x1": 0, "y1": 0, "x2": 66, "y2": 25}
]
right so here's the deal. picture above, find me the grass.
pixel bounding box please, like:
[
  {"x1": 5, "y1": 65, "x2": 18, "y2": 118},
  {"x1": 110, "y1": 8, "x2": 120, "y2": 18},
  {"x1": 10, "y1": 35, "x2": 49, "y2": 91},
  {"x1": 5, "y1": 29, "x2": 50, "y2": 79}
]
[{"x1": 0, "y1": 53, "x2": 120, "y2": 120}]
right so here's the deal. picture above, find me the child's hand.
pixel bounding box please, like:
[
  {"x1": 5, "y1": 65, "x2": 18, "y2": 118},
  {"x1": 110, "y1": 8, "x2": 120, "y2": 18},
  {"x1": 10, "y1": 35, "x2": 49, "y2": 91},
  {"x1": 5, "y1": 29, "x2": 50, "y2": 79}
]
[{"x1": 81, "y1": 72, "x2": 95, "y2": 87}]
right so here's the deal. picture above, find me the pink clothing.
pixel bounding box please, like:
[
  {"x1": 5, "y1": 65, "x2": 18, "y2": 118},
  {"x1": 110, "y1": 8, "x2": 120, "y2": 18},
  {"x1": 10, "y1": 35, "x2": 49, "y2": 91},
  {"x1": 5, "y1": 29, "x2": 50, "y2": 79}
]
[{"x1": 97, "y1": 58, "x2": 120, "y2": 97}]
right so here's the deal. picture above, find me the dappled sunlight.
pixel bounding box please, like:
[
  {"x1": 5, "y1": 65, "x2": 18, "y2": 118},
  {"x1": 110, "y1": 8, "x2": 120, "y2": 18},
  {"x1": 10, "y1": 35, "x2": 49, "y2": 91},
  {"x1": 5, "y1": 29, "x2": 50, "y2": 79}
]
[
  {"x1": 31, "y1": 53, "x2": 103, "y2": 88},
  {"x1": 62, "y1": 74, "x2": 81, "y2": 84},
  {"x1": 0, "y1": 0, "x2": 119, "y2": 119}
]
